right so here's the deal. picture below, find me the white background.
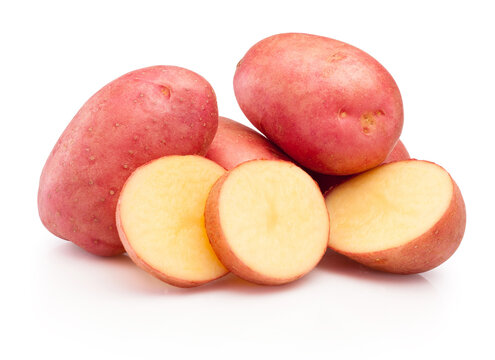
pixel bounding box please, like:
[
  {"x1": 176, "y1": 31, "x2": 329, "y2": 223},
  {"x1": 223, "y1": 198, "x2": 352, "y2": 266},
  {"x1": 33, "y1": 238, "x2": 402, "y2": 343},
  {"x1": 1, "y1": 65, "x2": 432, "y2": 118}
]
[{"x1": 1, "y1": 0, "x2": 494, "y2": 359}]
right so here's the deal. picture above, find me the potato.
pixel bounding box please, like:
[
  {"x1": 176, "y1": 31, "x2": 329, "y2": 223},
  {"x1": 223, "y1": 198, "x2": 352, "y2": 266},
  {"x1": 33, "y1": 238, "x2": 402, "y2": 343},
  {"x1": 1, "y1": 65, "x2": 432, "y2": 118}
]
[
  {"x1": 325, "y1": 160, "x2": 466, "y2": 274},
  {"x1": 117, "y1": 156, "x2": 228, "y2": 287},
  {"x1": 382, "y1": 139, "x2": 409, "y2": 164},
  {"x1": 38, "y1": 66, "x2": 218, "y2": 256},
  {"x1": 205, "y1": 160, "x2": 329, "y2": 285},
  {"x1": 205, "y1": 116, "x2": 289, "y2": 169},
  {"x1": 311, "y1": 139, "x2": 410, "y2": 193},
  {"x1": 234, "y1": 33, "x2": 404, "y2": 175}
]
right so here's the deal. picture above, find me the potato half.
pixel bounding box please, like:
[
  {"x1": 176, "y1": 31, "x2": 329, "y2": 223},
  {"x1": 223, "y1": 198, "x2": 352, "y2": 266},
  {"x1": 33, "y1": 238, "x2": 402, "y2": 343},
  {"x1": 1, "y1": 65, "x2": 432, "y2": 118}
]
[
  {"x1": 325, "y1": 160, "x2": 466, "y2": 274},
  {"x1": 116, "y1": 155, "x2": 228, "y2": 287},
  {"x1": 205, "y1": 160, "x2": 330, "y2": 285}
]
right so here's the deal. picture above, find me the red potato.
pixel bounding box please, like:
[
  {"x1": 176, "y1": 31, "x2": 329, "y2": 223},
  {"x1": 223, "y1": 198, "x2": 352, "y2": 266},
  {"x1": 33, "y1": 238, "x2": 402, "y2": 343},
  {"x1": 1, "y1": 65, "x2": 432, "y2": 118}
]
[
  {"x1": 205, "y1": 116, "x2": 289, "y2": 169},
  {"x1": 117, "y1": 156, "x2": 228, "y2": 287},
  {"x1": 325, "y1": 160, "x2": 466, "y2": 274},
  {"x1": 205, "y1": 160, "x2": 330, "y2": 285},
  {"x1": 38, "y1": 66, "x2": 218, "y2": 256},
  {"x1": 311, "y1": 139, "x2": 410, "y2": 193},
  {"x1": 383, "y1": 139, "x2": 409, "y2": 163},
  {"x1": 234, "y1": 33, "x2": 404, "y2": 175}
]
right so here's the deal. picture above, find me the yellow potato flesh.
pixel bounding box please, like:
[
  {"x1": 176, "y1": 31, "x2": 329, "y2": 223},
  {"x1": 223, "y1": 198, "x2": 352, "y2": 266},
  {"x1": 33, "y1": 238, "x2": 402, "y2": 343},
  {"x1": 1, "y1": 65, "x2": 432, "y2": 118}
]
[
  {"x1": 219, "y1": 161, "x2": 329, "y2": 279},
  {"x1": 119, "y1": 156, "x2": 227, "y2": 282},
  {"x1": 326, "y1": 161, "x2": 453, "y2": 253}
]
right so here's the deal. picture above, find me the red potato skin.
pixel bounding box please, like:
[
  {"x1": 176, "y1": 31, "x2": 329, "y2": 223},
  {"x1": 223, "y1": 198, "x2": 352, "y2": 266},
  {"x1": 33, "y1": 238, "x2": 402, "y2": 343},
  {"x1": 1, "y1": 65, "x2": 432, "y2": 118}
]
[
  {"x1": 116, "y1": 157, "x2": 228, "y2": 288},
  {"x1": 204, "y1": 160, "x2": 329, "y2": 286},
  {"x1": 311, "y1": 139, "x2": 410, "y2": 193},
  {"x1": 234, "y1": 33, "x2": 403, "y2": 175},
  {"x1": 205, "y1": 116, "x2": 289, "y2": 169},
  {"x1": 326, "y1": 161, "x2": 466, "y2": 274},
  {"x1": 38, "y1": 66, "x2": 218, "y2": 256},
  {"x1": 383, "y1": 139, "x2": 409, "y2": 163}
]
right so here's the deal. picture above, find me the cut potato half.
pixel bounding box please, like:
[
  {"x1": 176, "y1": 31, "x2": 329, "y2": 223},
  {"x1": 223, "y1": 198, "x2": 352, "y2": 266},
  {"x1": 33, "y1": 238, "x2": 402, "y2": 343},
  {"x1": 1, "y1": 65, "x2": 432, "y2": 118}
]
[
  {"x1": 325, "y1": 160, "x2": 466, "y2": 274},
  {"x1": 116, "y1": 155, "x2": 228, "y2": 287},
  {"x1": 205, "y1": 160, "x2": 330, "y2": 285}
]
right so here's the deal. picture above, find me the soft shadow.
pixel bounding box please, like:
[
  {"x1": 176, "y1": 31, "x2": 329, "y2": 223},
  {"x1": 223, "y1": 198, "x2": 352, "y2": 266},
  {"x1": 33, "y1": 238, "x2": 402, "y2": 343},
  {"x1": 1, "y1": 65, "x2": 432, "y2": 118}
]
[
  {"x1": 317, "y1": 249, "x2": 433, "y2": 287},
  {"x1": 51, "y1": 242, "x2": 316, "y2": 296},
  {"x1": 50, "y1": 242, "x2": 169, "y2": 294},
  {"x1": 165, "y1": 271, "x2": 316, "y2": 296}
]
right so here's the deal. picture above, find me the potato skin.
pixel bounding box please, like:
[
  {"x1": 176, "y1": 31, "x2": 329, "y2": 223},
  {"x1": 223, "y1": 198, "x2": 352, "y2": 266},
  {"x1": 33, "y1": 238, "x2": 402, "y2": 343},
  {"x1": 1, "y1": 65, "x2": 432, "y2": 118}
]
[
  {"x1": 38, "y1": 66, "x2": 218, "y2": 256},
  {"x1": 383, "y1": 139, "x2": 409, "y2": 164},
  {"x1": 205, "y1": 116, "x2": 289, "y2": 169},
  {"x1": 325, "y1": 161, "x2": 466, "y2": 274},
  {"x1": 234, "y1": 33, "x2": 403, "y2": 175},
  {"x1": 312, "y1": 140, "x2": 410, "y2": 193}
]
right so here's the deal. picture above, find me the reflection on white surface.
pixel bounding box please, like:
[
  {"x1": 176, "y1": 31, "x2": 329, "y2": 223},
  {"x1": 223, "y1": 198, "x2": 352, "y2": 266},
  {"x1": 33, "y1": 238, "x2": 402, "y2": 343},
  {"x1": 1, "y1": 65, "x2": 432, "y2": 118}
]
[
  {"x1": 38, "y1": 241, "x2": 438, "y2": 295},
  {"x1": 30, "y1": 241, "x2": 449, "y2": 357}
]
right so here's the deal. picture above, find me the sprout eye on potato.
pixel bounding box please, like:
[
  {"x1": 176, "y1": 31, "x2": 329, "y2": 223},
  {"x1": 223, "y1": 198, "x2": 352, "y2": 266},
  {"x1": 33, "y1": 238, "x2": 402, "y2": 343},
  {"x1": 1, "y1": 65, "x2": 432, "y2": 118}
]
[{"x1": 38, "y1": 33, "x2": 466, "y2": 287}]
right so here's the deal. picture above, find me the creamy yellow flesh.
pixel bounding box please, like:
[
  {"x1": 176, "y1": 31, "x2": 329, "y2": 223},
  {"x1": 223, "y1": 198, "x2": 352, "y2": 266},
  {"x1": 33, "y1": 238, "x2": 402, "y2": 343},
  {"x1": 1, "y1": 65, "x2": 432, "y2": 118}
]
[
  {"x1": 219, "y1": 161, "x2": 329, "y2": 279},
  {"x1": 326, "y1": 161, "x2": 453, "y2": 253},
  {"x1": 119, "y1": 156, "x2": 227, "y2": 282}
]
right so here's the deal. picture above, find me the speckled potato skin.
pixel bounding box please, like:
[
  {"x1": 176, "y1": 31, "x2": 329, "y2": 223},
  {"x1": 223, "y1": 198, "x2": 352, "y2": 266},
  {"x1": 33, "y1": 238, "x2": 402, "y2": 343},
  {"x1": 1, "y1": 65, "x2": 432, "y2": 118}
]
[
  {"x1": 205, "y1": 116, "x2": 289, "y2": 169},
  {"x1": 234, "y1": 33, "x2": 404, "y2": 175},
  {"x1": 312, "y1": 140, "x2": 410, "y2": 193},
  {"x1": 38, "y1": 66, "x2": 218, "y2": 256},
  {"x1": 325, "y1": 161, "x2": 466, "y2": 274}
]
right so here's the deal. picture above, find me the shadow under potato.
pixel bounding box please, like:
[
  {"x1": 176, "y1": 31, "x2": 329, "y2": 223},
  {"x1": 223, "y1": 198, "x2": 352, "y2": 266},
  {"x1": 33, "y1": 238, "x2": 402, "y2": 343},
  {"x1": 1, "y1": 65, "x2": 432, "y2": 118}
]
[
  {"x1": 52, "y1": 240, "x2": 433, "y2": 295},
  {"x1": 52, "y1": 241, "x2": 316, "y2": 296},
  {"x1": 317, "y1": 249, "x2": 432, "y2": 286}
]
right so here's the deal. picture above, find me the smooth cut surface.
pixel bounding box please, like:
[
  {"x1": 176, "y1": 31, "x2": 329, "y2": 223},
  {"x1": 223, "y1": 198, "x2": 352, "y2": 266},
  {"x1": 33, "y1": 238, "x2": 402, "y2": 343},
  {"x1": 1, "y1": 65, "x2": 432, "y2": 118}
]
[
  {"x1": 326, "y1": 161, "x2": 453, "y2": 253},
  {"x1": 216, "y1": 160, "x2": 329, "y2": 281},
  {"x1": 118, "y1": 156, "x2": 227, "y2": 286}
]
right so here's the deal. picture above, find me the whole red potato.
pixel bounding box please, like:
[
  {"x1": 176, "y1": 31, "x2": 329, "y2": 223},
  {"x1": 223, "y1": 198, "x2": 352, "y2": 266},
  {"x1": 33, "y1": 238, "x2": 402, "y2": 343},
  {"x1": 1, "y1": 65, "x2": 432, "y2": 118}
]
[
  {"x1": 38, "y1": 66, "x2": 218, "y2": 256},
  {"x1": 234, "y1": 33, "x2": 404, "y2": 175}
]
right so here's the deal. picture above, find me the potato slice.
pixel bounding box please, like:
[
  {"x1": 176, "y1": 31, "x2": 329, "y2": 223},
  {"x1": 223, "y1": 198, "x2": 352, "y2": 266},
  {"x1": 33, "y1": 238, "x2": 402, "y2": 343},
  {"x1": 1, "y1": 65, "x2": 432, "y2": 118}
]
[
  {"x1": 116, "y1": 155, "x2": 228, "y2": 287},
  {"x1": 205, "y1": 160, "x2": 329, "y2": 285},
  {"x1": 325, "y1": 160, "x2": 466, "y2": 274}
]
